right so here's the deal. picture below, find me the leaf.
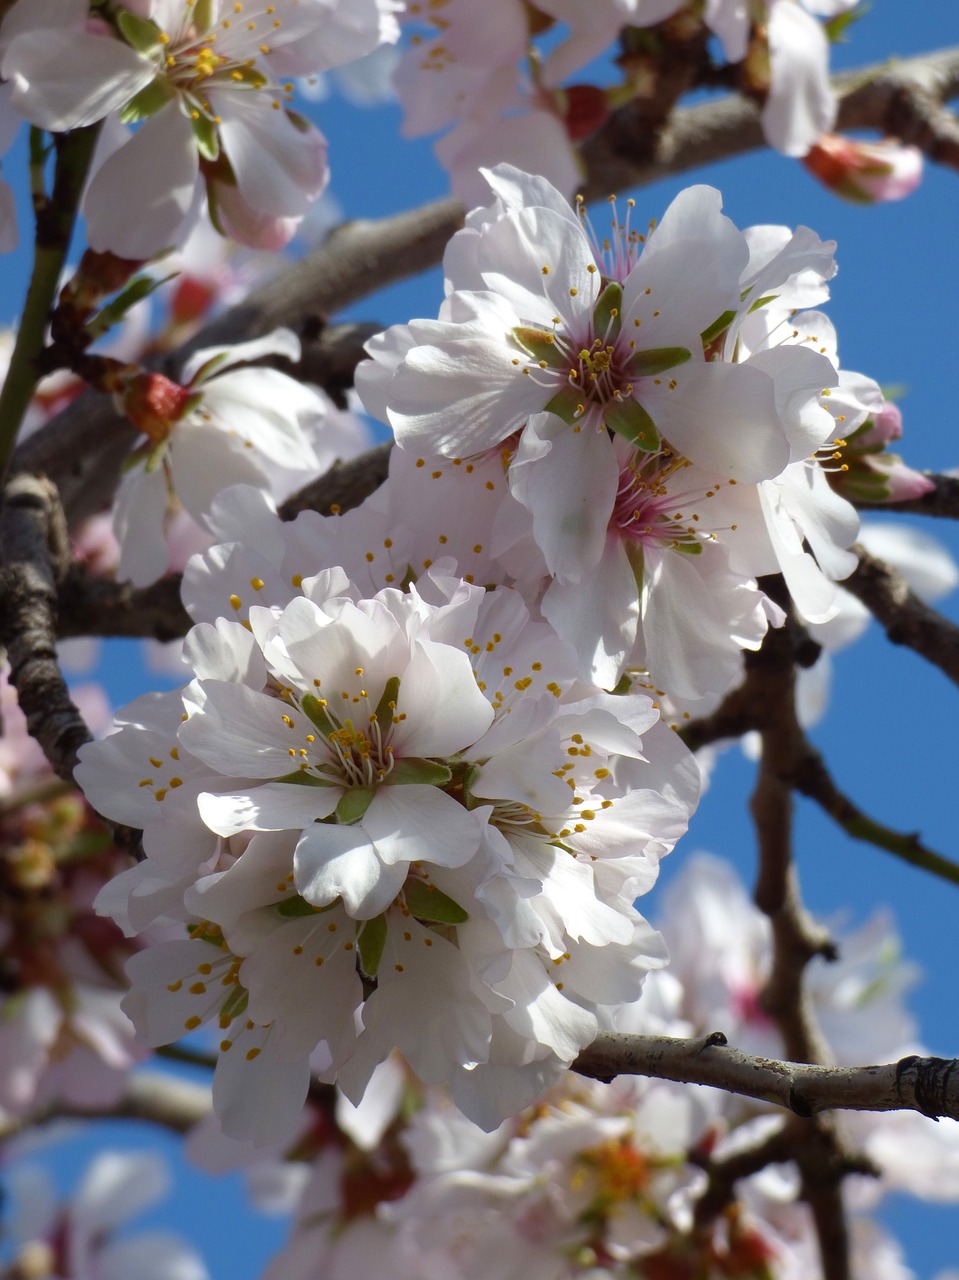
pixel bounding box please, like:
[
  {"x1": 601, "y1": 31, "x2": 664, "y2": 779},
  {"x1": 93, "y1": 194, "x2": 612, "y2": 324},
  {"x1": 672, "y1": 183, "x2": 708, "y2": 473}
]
[
  {"x1": 543, "y1": 383, "x2": 587, "y2": 425},
  {"x1": 701, "y1": 309, "x2": 737, "y2": 345},
  {"x1": 404, "y1": 879, "x2": 468, "y2": 924},
  {"x1": 88, "y1": 273, "x2": 177, "y2": 341},
  {"x1": 511, "y1": 326, "x2": 567, "y2": 368},
  {"x1": 358, "y1": 915, "x2": 388, "y2": 978},
  {"x1": 191, "y1": 112, "x2": 219, "y2": 162}
]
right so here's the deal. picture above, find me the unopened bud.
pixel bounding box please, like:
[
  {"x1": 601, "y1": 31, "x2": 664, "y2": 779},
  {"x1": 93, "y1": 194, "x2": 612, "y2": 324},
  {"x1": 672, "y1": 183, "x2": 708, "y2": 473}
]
[
  {"x1": 803, "y1": 133, "x2": 922, "y2": 203},
  {"x1": 120, "y1": 371, "x2": 193, "y2": 443}
]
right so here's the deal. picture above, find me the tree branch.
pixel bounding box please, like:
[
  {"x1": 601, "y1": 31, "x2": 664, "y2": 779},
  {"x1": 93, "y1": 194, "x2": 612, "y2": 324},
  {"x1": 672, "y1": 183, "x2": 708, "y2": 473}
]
[
  {"x1": 0, "y1": 1071, "x2": 212, "y2": 1140},
  {"x1": 841, "y1": 543, "x2": 959, "y2": 688},
  {"x1": 574, "y1": 1032, "x2": 959, "y2": 1123}
]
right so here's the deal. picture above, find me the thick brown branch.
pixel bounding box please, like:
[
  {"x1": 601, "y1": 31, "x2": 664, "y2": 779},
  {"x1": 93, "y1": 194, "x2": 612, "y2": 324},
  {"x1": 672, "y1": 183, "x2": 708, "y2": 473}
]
[
  {"x1": 574, "y1": 1032, "x2": 959, "y2": 1123},
  {"x1": 0, "y1": 474, "x2": 91, "y2": 780},
  {"x1": 841, "y1": 544, "x2": 959, "y2": 687}
]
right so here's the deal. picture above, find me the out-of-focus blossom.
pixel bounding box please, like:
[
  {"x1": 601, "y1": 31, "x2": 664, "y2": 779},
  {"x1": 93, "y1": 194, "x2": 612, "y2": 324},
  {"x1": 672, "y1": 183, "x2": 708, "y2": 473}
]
[
  {"x1": 5, "y1": 1152, "x2": 209, "y2": 1279},
  {"x1": 803, "y1": 133, "x2": 923, "y2": 203}
]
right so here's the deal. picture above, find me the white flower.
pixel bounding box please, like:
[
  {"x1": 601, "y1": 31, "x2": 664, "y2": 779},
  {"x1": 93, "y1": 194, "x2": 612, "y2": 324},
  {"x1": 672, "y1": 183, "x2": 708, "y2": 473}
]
[{"x1": 112, "y1": 330, "x2": 326, "y2": 585}]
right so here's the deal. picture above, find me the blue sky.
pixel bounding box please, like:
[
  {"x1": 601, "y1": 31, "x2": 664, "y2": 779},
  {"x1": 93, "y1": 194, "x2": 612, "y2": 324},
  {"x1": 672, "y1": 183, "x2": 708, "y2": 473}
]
[{"x1": 3, "y1": 2, "x2": 959, "y2": 1275}]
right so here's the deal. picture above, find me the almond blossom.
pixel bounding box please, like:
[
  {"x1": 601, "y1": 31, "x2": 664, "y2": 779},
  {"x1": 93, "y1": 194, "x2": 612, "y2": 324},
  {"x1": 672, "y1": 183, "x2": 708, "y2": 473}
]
[{"x1": 0, "y1": 0, "x2": 401, "y2": 254}]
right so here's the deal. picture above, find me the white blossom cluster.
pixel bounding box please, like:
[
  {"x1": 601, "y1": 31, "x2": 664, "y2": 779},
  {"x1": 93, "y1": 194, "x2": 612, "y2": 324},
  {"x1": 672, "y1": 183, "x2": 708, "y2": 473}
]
[{"x1": 73, "y1": 165, "x2": 897, "y2": 1148}]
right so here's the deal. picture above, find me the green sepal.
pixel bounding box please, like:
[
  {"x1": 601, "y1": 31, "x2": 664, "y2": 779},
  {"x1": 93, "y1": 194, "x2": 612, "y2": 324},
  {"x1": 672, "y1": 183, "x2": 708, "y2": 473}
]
[
  {"x1": 301, "y1": 694, "x2": 338, "y2": 738},
  {"x1": 143, "y1": 438, "x2": 170, "y2": 474},
  {"x1": 511, "y1": 325, "x2": 567, "y2": 369},
  {"x1": 604, "y1": 397, "x2": 661, "y2": 453},
  {"x1": 625, "y1": 346, "x2": 691, "y2": 377},
  {"x1": 88, "y1": 272, "x2": 177, "y2": 341},
  {"x1": 670, "y1": 539, "x2": 703, "y2": 556},
  {"x1": 219, "y1": 983, "x2": 249, "y2": 1022},
  {"x1": 272, "y1": 769, "x2": 335, "y2": 787},
  {"x1": 117, "y1": 9, "x2": 164, "y2": 53},
  {"x1": 374, "y1": 675, "x2": 401, "y2": 739},
  {"x1": 748, "y1": 294, "x2": 778, "y2": 314},
  {"x1": 191, "y1": 112, "x2": 219, "y2": 162},
  {"x1": 228, "y1": 64, "x2": 268, "y2": 91},
  {"x1": 358, "y1": 915, "x2": 388, "y2": 978},
  {"x1": 825, "y1": 2, "x2": 869, "y2": 42},
  {"x1": 335, "y1": 786, "x2": 375, "y2": 824},
  {"x1": 404, "y1": 879, "x2": 468, "y2": 925},
  {"x1": 592, "y1": 280, "x2": 623, "y2": 343},
  {"x1": 192, "y1": 0, "x2": 216, "y2": 35},
  {"x1": 387, "y1": 758, "x2": 453, "y2": 787},
  {"x1": 610, "y1": 674, "x2": 633, "y2": 695},
  {"x1": 276, "y1": 895, "x2": 322, "y2": 918},
  {"x1": 119, "y1": 76, "x2": 174, "y2": 124},
  {"x1": 543, "y1": 383, "x2": 586, "y2": 426},
  {"x1": 700, "y1": 309, "x2": 737, "y2": 345}
]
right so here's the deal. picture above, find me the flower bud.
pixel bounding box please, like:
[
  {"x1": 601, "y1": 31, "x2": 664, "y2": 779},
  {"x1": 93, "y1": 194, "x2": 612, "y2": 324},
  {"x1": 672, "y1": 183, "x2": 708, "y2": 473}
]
[{"x1": 803, "y1": 133, "x2": 922, "y2": 203}]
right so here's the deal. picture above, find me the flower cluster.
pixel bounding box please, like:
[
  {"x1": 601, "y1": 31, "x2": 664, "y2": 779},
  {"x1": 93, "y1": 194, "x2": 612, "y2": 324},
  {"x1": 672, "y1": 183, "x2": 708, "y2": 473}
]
[{"x1": 0, "y1": 0, "x2": 401, "y2": 253}]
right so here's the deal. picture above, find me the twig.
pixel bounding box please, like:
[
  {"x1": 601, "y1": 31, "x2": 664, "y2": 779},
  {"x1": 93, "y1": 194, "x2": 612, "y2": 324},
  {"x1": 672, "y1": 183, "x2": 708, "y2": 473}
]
[
  {"x1": 0, "y1": 1071, "x2": 211, "y2": 1140},
  {"x1": 573, "y1": 1032, "x2": 959, "y2": 1123},
  {"x1": 791, "y1": 737, "x2": 959, "y2": 887},
  {"x1": 840, "y1": 544, "x2": 959, "y2": 687}
]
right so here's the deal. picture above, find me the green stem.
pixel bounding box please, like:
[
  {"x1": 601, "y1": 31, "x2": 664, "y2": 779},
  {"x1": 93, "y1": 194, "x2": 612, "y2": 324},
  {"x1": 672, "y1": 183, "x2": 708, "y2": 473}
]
[{"x1": 0, "y1": 123, "x2": 101, "y2": 488}]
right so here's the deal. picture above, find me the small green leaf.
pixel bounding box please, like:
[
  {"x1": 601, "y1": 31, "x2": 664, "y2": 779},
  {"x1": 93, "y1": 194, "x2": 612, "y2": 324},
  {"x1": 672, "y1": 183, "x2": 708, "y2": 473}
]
[
  {"x1": 117, "y1": 9, "x2": 164, "y2": 53},
  {"x1": 543, "y1": 383, "x2": 587, "y2": 425},
  {"x1": 301, "y1": 694, "x2": 338, "y2": 737},
  {"x1": 626, "y1": 346, "x2": 691, "y2": 377},
  {"x1": 592, "y1": 280, "x2": 623, "y2": 343},
  {"x1": 87, "y1": 272, "x2": 177, "y2": 341},
  {"x1": 374, "y1": 676, "x2": 401, "y2": 739},
  {"x1": 358, "y1": 915, "x2": 387, "y2": 978},
  {"x1": 119, "y1": 77, "x2": 175, "y2": 124},
  {"x1": 388, "y1": 758, "x2": 453, "y2": 787},
  {"x1": 335, "y1": 786, "x2": 375, "y2": 824},
  {"x1": 825, "y1": 2, "x2": 869, "y2": 42},
  {"x1": 404, "y1": 879, "x2": 468, "y2": 925},
  {"x1": 511, "y1": 325, "x2": 568, "y2": 368},
  {"x1": 604, "y1": 397, "x2": 661, "y2": 453},
  {"x1": 701, "y1": 309, "x2": 737, "y2": 345}
]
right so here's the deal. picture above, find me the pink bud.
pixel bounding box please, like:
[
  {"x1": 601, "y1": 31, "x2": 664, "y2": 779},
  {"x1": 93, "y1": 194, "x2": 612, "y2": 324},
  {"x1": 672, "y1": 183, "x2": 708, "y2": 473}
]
[
  {"x1": 803, "y1": 134, "x2": 922, "y2": 204},
  {"x1": 121, "y1": 372, "x2": 193, "y2": 443}
]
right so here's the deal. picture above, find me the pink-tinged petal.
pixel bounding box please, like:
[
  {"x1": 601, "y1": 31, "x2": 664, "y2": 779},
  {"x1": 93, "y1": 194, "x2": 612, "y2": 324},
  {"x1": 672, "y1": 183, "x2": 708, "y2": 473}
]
[
  {"x1": 215, "y1": 93, "x2": 328, "y2": 218},
  {"x1": 357, "y1": 919, "x2": 493, "y2": 1082},
  {"x1": 363, "y1": 785, "x2": 483, "y2": 870},
  {"x1": 113, "y1": 466, "x2": 174, "y2": 588},
  {"x1": 647, "y1": 359, "x2": 790, "y2": 483},
  {"x1": 83, "y1": 103, "x2": 199, "y2": 257},
  {"x1": 390, "y1": 640, "x2": 494, "y2": 758},
  {"x1": 439, "y1": 108, "x2": 581, "y2": 207},
  {"x1": 509, "y1": 414, "x2": 619, "y2": 582},
  {"x1": 213, "y1": 1025, "x2": 311, "y2": 1145},
  {"x1": 2, "y1": 28, "x2": 151, "y2": 131},
  {"x1": 541, "y1": 537, "x2": 639, "y2": 690},
  {"x1": 208, "y1": 176, "x2": 300, "y2": 250},
  {"x1": 168, "y1": 425, "x2": 268, "y2": 524},
  {"x1": 197, "y1": 783, "x2": 338, "y2": 836},
  {"x1": 763, "y1": 2, "x2": 836, "y2": 157},
  {"x1": 388, "y1": 334, "x2": 547, "y2": 455},
  {"x1": 294, "y1": 822, "x2": 406, "y2": 918},
  {"x1": 181, "y1": 680, "x2": 317, "y2": 778}
]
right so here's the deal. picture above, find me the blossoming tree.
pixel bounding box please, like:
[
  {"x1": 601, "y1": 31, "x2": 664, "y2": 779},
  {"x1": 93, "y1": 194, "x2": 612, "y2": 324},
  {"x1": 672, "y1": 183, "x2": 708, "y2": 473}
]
[{"x1": 0, "y1": 2, "x2": 958, "y2": 1277}]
